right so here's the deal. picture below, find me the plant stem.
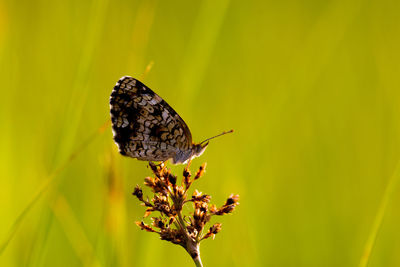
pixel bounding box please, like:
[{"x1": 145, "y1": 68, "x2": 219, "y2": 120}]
[
  {"x1": 193, "y1": 255, "x2": 203, "y2": 267},
  {"x1": 186, "y1": 241, "x2": 202, "y2": 267}
]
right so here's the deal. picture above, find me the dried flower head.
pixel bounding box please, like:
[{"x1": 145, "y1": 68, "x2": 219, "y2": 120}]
[{"x1": 132, "y1": 162, "x2": 239, "y2": 267}]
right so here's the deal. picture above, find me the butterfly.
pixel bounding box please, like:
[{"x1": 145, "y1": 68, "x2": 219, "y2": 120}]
[{"x1": 109, "y1": 76, "x2": 232, "y2": 164}]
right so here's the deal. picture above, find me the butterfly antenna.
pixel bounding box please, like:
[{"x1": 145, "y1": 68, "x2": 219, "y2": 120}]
[{"x1": 199, "y1": 130, "x2": 234, "y2": 145}]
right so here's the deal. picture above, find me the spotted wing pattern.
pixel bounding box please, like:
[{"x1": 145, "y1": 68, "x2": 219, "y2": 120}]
[{"x1": 110, "y1": 76, "x2": 193, "y2": 162}]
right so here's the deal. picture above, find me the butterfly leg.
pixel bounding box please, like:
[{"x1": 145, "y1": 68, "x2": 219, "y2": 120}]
[{"x1": 186, "y1": 159, "x2": 192, "y2": 168}]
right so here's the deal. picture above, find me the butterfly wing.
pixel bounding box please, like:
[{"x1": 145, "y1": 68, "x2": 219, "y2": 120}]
[{"x1": 110, "y1": 76, "x2": 192, "y2": 161}]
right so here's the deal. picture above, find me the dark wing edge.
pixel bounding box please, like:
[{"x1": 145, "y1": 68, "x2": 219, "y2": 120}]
[{"x1": 110, "y1": 76, "x2": 128, "y2": 155}]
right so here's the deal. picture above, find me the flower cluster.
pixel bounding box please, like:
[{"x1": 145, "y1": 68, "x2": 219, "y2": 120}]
[{"x1": 132, "y1": 162, "x2": 239, "y2": 266}]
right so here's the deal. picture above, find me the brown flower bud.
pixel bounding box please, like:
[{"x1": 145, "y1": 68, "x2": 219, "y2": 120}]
[
  {"x1": 194, "y1": 163, "x2": 207, "y2": 180},
  {"x1": 135, "y1": 221, "x2": 156, "y2": 232},
  {"x1": 132, "y1": 185, "x2": 143, "y2": 201}
]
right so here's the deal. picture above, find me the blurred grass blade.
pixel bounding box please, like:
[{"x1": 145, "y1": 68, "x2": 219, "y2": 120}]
[
  {"x1": 178, "y1": 0, "x2": 230, "y2": 102},
  {"x1": 52, "y1": 0, "x2": 110, "y2": 168},
  {"x1": 51, "y1": 195, "x2": 102, "y2": 267},
  {"x1": 359, "y1": 160, "x2": 400, "y2": 267},
  {"x1": 0, "y1": 122, "x2": 109, "y2": 256},
  {"x1": 0, "y1": 178, "x2": 52, "y2": 255}
]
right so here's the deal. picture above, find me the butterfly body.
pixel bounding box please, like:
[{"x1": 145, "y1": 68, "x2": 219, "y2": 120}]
[{"x1": 110, "y1": 76, "x2": 208, "y2": 164}]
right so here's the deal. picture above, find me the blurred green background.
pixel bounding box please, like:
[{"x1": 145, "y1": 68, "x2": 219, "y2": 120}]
[{"x1": 1, "y1": 0, "x2": 400, "y2": 266}]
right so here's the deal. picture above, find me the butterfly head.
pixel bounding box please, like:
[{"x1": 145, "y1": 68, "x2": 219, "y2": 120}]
[
  {"x1": 192, "y1": 142, "x2": 209, "y2": 158},
  {"x1": 172, "y1": 143, "x2": 208, "y2": 164},
  {"x1": 192, "y1": 130, "x2": 233, "y2": 159},
  {"x1": 172, "y1": 130, "x2": 233, "y2": 164}
]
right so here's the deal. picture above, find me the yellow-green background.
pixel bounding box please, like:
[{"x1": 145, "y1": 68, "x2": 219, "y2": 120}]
[{"x1": 1, "y1": 0, "x2": 400, "y2": 266}]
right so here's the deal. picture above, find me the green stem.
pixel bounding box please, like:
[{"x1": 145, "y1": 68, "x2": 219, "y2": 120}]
[
  {"x1": 187, "y1": 243, "x2": 202, "y2": 267},
  {"x1": 193, "y1": 255, "x2": 203, "y2": 267},
  {"x1": 177, "y1": 211, "x2": 187, "y2": 231}
]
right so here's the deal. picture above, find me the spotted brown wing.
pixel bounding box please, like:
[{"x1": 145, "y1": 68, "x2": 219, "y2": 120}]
[{"x1": 110, "y1": 76, "x2": 193, "y2": 162}]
